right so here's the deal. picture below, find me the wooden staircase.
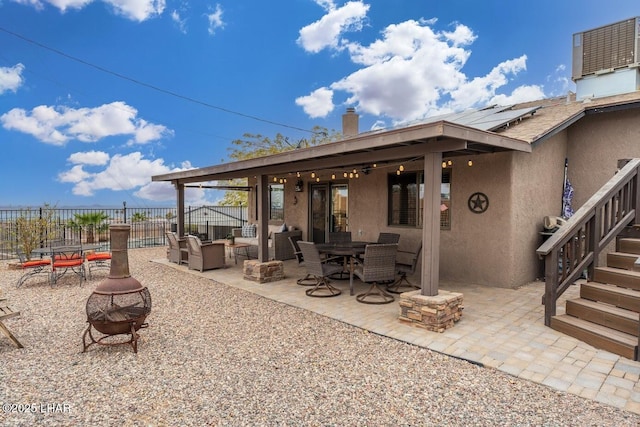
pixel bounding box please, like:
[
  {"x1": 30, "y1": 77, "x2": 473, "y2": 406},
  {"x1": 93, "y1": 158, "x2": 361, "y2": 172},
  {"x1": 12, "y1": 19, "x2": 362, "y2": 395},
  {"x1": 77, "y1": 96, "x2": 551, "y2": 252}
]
[{"x1": 550, "y1": 237, "x2": 640, "y2": 360}]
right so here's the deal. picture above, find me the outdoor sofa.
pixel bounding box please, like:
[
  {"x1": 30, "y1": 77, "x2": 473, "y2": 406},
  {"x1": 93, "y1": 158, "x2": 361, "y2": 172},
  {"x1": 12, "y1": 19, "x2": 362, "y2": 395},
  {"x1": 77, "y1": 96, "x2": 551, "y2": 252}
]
[{"x1": 232, "y1": 224, "x2": 302, "y2": 260}]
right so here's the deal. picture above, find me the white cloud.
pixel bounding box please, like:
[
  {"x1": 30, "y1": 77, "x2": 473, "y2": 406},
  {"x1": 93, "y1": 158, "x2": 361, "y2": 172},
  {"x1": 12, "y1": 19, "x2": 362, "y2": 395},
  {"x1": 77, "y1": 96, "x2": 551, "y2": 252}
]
[
  {"x1": 297, "y1": 9, "x2": 549, "y2": 123},
  {"x1": 11, "y1": 0, "x2": 165, "y2": 21},
  {"x1": 489, "y1": 85, "x2": 546, "y2": 106},
  {"x1": 56, "y1": 152, "x2": 181, "y2": 197},
  {"x1": 0, "y1": 101, "x2": 173, "y2": 146},
  {"x1": 206, "y1": 4, "x2": 225, "y2": 35},
  {"x1": 297, "y1": 1, "x2": 369, "y2": 53},
  {"x1": 445, "y1": 56, "x2": 529, "y2": 111},
  {"x1": 0, "y1": 63, "x2": 25, "y2": 94},
  {"x1": 58, "y1": 164, "x2": 92, "y2": 183},
  {"x1": 171, "y1": 10, "x2": 187, "y2": 33},
  {"x1": 57, "y1": 152, "x2": 208, "y2": 202},
  {"x1": 68, "y1": 150, "x2": 110, "y2": 165},
  {"x1": 295, "y1": 87, "x2": 334, "y2": 118}
]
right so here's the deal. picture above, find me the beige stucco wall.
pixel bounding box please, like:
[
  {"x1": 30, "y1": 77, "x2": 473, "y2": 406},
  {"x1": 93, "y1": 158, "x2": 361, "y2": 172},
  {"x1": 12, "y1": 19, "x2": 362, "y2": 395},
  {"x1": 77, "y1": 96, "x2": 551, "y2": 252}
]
[
  {"x1": 255, "y1": 107, "x2": 639, "y2": 289},
  {"x1": 439, "y1": 152, "x2": 514, "y2": 286},
  {"x1": 567, "y1": 108, "x2": 640, "y2": 207},
  {"x1": 510, "y1": 133, "x2": 569, "y2": 285}
]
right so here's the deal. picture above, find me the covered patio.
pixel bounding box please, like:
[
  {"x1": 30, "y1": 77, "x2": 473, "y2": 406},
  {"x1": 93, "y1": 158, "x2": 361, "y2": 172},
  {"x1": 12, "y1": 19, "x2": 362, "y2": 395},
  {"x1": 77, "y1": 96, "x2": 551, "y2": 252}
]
[{"x1": 152, "y1": 117, "x2": 532, "y2": 310}]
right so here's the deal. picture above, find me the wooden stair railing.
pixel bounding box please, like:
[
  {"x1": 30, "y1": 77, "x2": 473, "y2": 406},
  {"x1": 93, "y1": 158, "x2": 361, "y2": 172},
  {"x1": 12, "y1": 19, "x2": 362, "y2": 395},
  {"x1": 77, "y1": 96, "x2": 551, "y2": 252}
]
[{"x1": 536, "y1": 158, "x2": 640, "y2": 327}]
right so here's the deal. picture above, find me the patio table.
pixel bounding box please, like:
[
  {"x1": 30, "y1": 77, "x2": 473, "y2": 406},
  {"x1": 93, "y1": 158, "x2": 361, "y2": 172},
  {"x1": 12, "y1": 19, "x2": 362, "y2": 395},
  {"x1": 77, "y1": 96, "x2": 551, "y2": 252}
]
[
  {"x1": 32, "y1": 244, "x2": 103, "y2": 285},
  {"x1": 316, "y1": 241, "x2": 369, "y2": 295},
  {"x1": 212, "y1": 240, "x2": 254, "y2": 264}
]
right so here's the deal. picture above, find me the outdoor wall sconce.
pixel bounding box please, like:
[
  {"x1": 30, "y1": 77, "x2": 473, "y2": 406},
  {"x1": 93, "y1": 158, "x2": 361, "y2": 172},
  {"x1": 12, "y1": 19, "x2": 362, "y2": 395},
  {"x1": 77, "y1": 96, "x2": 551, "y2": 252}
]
[{"x1": 295, "y1": 179, "x2": 304, "y2": 192}]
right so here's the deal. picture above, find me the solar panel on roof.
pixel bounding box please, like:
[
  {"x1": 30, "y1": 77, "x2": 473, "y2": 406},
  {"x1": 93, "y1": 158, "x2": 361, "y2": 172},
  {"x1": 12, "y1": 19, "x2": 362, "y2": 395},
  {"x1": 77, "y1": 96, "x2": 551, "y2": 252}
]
[
  {"x1": 382, "y1": 104, "x2": 539, "y2": 135},
  {"x1": 416, "y1": 105, "x2": 539, "y2": 131},
  {"x1": 466, "y1": 106, "x2": 540, "y2": 131}
]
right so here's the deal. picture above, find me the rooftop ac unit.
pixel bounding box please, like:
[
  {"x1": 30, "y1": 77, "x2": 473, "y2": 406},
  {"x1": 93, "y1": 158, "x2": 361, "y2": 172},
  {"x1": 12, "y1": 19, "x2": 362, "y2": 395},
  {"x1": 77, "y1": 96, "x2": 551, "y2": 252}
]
[{"x1": 572, "y1": 17, "x2": 640, "y2": 81}]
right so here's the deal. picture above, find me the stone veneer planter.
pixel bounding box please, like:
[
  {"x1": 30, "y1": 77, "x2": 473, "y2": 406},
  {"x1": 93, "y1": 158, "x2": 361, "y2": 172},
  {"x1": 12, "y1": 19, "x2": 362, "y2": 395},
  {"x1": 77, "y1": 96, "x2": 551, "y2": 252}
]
[
  {"x1": 398, "y1": 290, "x2": 464, "y2": 332},
  {"x1": 243, "y1": 260, "x2": 284, "y2": 283}
]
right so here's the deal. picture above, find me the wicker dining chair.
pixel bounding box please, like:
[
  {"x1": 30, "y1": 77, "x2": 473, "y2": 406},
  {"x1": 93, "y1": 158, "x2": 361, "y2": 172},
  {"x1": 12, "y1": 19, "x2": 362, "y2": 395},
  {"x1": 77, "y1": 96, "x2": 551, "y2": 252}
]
[
  {"x1": 297, "y1": 241, "x2": 343, "y2": 297},
  {"x1": 387, "y1": 241, "x2": 422, "y2": 294},
  {"x1": 328, "y1": 231, "x2": 352, "y2": 243},
  {"x1": 288, "y1": 236, "x2": 316, "y2": 286},
  {"x1": 376, "y1": 232, "x2": 400, "y2": 244},
  {"x1": 353, "y1": 243, "x2": 398, "y2": 304}
]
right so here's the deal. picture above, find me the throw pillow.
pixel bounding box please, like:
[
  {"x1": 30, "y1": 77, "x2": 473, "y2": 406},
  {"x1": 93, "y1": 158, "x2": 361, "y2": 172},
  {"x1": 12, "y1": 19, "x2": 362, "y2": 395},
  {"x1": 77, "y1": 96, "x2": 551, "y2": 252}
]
[
  {"x1": 241, "y1": 224, "x2": 256, "y2": 238},
  {"x1": 280, "y1": 223, "x2": 287, "y2": 232}
]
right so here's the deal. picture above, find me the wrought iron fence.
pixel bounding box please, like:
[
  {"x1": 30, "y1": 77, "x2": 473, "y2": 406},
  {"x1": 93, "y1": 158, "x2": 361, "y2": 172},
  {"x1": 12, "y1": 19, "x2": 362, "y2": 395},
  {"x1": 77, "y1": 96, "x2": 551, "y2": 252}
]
[{"x1": 0, "y1": 204, "x2": 248, "y2": 261}]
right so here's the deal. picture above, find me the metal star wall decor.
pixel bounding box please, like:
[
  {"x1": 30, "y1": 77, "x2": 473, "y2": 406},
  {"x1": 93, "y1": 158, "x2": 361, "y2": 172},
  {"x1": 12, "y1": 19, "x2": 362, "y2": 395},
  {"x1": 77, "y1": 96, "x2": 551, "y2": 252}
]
[{"x1": 468, "y1": 192, "x2": 489, "y2": 214}]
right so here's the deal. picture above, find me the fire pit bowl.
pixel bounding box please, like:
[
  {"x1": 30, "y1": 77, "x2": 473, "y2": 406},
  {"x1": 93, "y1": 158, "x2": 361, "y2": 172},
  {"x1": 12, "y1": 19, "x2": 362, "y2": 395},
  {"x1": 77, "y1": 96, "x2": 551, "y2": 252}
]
[{"x1": 82, "y1": 224, "x2": 152, "y2": 353}]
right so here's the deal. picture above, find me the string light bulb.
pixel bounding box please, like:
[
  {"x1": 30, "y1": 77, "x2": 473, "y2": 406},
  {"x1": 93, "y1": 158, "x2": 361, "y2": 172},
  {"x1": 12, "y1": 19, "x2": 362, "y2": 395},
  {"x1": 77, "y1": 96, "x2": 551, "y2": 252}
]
[
  {"x1": 296, "y1": 172, "x2": 301, "y2": 177},
  {"x1": 399, "y1": 164, "x2": 404, "y2": 172},
  {"x1": 468, "y1": 160, "x2": 473, "y2": 167},
  {"x1": 355, "y1": 173, "x2": 359, "y2": 178},
  {"x1": 311, "y1": 172, "x2": 316, "y2": 178},
  {"x1": 373, "y1": 163, "x2": 377, "y2": 168},
  {"x1": 343, "y1": 172, "x2": 348, "y2": 178},
  {"x1": 396, "y1": 170, "x2": 401, "y2": 175},
  {"x1": 442, "y1": 161, "x2": 447, "y2": 168},
  {"x1": 447, "y1": 160, "x2": 453, "y2": 166},
  {"x1": 273, "y1": 177, "x2": 277, "y2": 182},
  {"x1": 349, "y1": 172, "x2": 354, "y2": 179},
  {"x1": 331, "y1": 174, "x2": 336, "y2": 180},
  {"x1": 316, "y1": 177, "x2": 320, "y2": 182}
]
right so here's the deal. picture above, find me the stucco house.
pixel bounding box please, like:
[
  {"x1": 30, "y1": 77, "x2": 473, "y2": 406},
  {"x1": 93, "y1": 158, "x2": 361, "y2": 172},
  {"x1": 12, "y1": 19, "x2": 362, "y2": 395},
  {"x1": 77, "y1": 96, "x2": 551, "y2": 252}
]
[
  {"x1": 153, "y1": 17, "x2": 640, "y2": 355},
  {"x1": 154, "y1": 18, "x2": 639, "y2": 284}
]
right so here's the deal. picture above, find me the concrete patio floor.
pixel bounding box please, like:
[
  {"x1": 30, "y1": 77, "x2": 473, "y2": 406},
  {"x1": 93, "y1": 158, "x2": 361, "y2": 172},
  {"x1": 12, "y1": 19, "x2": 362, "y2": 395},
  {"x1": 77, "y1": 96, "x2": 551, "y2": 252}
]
[{"x1": 154, "y1": 255, "x2": 640, "y2": 415}]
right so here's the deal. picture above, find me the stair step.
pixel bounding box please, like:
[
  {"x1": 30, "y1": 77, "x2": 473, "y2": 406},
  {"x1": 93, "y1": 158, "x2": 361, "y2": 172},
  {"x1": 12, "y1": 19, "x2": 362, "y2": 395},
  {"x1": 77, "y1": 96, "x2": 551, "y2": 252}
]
[
  {"x1": 566, "y1": 298, "x2": 639, "y2": 335},
  {"x1": 608, "y1": 252, "x2": 640, "y2": 270},
  {"x1": 619, "y1": 238, "x2": 640, "y2": 255},
  {"x1": 581, "y1": 282, "x2": 640, "y2": 312},
  {"x1": 551, "y1": 314, "x2": 637, "y2": 360},
  {"x1": 593, "y1": 267, "x2": 640, "y2": 290}
]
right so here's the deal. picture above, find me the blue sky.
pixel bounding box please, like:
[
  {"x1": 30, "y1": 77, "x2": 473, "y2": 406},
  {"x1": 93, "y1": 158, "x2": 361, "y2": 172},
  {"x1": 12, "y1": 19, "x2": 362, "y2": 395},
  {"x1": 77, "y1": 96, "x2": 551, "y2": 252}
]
[{"x1": 0, "y1": 1, "x2": 637, "y2": 207}]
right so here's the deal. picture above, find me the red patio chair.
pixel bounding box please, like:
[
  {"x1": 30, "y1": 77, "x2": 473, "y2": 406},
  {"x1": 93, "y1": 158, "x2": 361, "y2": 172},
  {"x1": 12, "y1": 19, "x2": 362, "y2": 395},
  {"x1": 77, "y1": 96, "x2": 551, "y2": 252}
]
[
  {"x1": 86, "y1": 251, "x2": 112, "y2": 279},
  {"x1": 50, "y1": 248, "x2": 86, "y2": 286},
  {"x1": 16, "y1": 250, "x2": 51, "y2": 288}
]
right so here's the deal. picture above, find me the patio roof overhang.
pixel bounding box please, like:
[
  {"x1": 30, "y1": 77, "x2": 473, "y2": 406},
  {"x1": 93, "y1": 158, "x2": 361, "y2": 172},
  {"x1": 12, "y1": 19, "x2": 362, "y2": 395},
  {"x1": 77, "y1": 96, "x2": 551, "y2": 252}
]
[
  {"x1": 154, "y1": 119, "x2": 531, "y2": 298},
  {"x1": 152, "y1": 120, "x2": 531, "y2": 185}
]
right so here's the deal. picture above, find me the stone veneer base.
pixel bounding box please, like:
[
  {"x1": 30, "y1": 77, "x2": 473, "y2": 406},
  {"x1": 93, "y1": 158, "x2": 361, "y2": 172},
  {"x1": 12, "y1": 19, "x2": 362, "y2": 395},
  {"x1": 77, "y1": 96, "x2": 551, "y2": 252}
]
[
  {"x1": 243, "y1": 260, "x2": 284, "y2": 283},
  {"x1": 398, "y1": 290, "x2": 464, "y2": 332}
]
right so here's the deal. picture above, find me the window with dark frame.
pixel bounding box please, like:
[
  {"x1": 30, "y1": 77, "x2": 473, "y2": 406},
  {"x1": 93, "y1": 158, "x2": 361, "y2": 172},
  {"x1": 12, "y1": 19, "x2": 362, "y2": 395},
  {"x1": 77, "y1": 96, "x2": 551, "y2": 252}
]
[{"x1": 388, "y1": 169, "x2": 451, "y2": 229}]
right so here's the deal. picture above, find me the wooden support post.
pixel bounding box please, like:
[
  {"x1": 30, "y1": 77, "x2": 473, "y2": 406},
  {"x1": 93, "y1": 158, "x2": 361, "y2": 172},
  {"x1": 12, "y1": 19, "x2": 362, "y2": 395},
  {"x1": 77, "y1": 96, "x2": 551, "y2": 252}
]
[{"x1": 421, "y1": 152, "x2": 442, "y2": 296}]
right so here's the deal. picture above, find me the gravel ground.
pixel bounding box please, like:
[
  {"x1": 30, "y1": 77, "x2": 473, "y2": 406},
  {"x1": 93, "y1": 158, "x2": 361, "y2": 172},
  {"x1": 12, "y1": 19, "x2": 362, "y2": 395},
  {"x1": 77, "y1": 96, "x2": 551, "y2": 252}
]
[{"x1": 1, "y1": 247, "x2": 640, "y2": 426}]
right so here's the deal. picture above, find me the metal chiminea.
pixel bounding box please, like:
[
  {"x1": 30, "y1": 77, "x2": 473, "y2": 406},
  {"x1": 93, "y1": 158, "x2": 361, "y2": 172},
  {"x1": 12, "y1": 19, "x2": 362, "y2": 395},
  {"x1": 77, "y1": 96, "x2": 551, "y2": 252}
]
[{"x1": 82, "y1": 224, "x2": 151, "y2": 353}]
